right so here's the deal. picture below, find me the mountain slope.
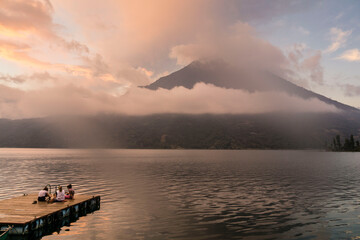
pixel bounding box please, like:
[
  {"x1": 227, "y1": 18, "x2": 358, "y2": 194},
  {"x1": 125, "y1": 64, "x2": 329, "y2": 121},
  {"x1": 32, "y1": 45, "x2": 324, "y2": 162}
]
[
  {"x1": 144, "y1": 60, "x2": 357, "y2": 112},
  {"x1": 1, "y1": 113, "x2": 360, "y2": 149}
]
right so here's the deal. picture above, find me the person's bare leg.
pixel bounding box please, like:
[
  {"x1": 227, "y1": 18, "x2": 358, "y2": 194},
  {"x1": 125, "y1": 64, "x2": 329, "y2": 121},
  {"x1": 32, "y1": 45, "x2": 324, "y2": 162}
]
[{"x1": 48, "y1": 194, "x2": 56, "y2": 203}]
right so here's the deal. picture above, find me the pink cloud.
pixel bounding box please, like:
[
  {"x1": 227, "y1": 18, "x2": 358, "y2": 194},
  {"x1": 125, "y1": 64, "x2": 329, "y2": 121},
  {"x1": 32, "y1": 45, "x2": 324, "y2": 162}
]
[
  {"x1": 285, "y1": 45, "x2": 324, "y2": 87},
  {"x1": 0, "y1": 83, "x2": 339, "y2": 119},
  {"x1": 0, "y1": 0, "x2": 336, "y2": 119}
]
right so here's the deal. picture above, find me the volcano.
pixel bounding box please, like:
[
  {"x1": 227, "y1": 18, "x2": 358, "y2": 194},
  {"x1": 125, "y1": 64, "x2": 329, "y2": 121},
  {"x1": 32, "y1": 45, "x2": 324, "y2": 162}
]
[{"x1": 144, "y1": 60, "x2": 357, "y2": 112}]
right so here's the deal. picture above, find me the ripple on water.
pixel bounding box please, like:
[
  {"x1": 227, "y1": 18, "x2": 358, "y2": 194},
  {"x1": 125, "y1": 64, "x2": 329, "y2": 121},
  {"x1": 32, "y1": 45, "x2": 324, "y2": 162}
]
[{"x1": 2, "y1": 149, "x2": 360, "y2": 239}]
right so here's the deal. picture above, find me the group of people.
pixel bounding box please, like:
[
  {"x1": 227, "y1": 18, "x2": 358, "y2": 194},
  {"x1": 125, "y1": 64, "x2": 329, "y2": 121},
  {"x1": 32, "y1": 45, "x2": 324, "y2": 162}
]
[{"x1": 38, "y1": 184, "x2": 75, "y2": 202}]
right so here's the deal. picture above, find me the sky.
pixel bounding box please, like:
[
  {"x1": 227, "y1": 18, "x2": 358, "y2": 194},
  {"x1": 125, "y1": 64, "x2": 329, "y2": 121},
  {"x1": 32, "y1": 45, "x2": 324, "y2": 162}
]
[{"x1": 0, "y1": 0, "x2": 360, "y2": 118}]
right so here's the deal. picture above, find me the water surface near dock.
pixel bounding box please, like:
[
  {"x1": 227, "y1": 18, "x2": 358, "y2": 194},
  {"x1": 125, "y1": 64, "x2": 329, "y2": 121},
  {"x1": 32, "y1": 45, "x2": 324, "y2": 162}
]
[{"x1": 1, "y1": 148, "x2": 360, "y2": 239}]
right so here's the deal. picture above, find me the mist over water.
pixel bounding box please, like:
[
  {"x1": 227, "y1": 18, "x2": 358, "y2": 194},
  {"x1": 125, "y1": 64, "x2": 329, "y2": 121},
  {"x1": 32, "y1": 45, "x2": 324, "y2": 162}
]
[{"x1": 2, "y1": 149, "x2": 360, "y2": 239}]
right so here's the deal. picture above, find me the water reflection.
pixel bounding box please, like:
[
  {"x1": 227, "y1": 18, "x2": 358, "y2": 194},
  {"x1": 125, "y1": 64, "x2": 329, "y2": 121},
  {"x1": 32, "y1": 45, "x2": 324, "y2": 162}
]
[{"x1": 1, "y1": 149, "x2": 360, "y2": 239}]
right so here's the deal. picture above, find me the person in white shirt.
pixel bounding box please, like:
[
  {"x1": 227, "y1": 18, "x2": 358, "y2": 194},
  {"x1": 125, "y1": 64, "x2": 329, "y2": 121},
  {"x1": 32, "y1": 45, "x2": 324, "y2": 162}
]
[
  {"x1": 49, "y1": 186, "x2": 66, "y2": 203},
  {"x1": 55, "y1": 186, "x2": 66, "y2": 202},
  {"x1": 38, "y1": 187, "x2": 50, "y2": 202}
]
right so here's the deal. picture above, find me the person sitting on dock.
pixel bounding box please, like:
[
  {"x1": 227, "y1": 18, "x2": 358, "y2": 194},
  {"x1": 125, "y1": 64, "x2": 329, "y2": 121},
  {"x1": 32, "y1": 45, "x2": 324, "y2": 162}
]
[
  {"x1": 65, "y1": 184, "x2": 75, "y2": 199},
  {"x1": 38, "y1": 187, "x2": 50, "y2": 202},
  {"x1": 49, "y1": 186, "x2": 66, "y2": 203}
]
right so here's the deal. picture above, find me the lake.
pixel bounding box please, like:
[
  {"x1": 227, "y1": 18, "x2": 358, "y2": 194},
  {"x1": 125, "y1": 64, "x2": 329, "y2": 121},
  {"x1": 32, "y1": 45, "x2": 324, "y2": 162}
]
[{"x1": 1, "y1": 149, "x2": 360, "y2": 239}]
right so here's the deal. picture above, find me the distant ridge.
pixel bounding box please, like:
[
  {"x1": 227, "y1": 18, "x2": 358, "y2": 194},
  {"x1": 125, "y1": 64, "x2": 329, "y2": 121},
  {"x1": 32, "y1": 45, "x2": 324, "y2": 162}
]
[
  {"x1": 144, "y1": 60, "x2": 357, "y2": 112},
  {"x1": 1, "y1": 113, "x2": 360, "y2": 149}
]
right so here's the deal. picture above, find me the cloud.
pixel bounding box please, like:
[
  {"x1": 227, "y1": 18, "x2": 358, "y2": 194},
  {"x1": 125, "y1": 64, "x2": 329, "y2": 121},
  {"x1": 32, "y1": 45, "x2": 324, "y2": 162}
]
[
  {"x1": 0, "y1": 71, "x2": 58, "y2": 91},
  {"x1": 0, "y1": 0, "x2": 325, "y2": 89},
  {"x1": 324, "y1": 27, "x2": 352, "y2": 53},
  {"x1": 53, "y1": 0, "x2": 316, "y2": 74},
  {"x1": 276, "y1": 44, "x2": 324, "y2": 87},
  {"x1": 169, "y1": 44, "x2": 214, "y2": 66},
  {"x1": 0, "y1": 0, "x2": 337, "y2": 119},
  {"x1": 341, "y1": 84, "x2": 360, "y2": 97},
  {"x1": 336, "y1": 49, "x2": 360, "y2": 62},
  {"x1": 0, "y1": 39, "x2": 51, "y2": 67},
  {"x1": 0, "y1": 0, "x2": 156, "y2": 93},
  {"x1": 0, "y1": 0, "x2": 53, "y2": 36},
  {"x1": 119, "y1": 83, "x2": 339, "y2": 115},
  {"x1": 300, "y1": 51, "x2": 323, "y2": 85},
  {"x1": 169, "y1": 21, "x2": 287, "y2": 78},
  {"x1": 52, "y1": 0, "x2": 219, "y2": 73},
  {"x1": 0, "y1": 83, "x2": 339, "y2": 119},
  {"x1": 335, "y1": 12, "x2": 344, "y2": 21},
  {"x1": 0, "y1": 85, "x2": 24, "y2": 119},
  {"x1": 0, "y1": 0, "x2": 90, "y2": 54},
  {"x1": 296, "y1": 26, "x2": 310, "y2": 35},
  {"x1": 169, "y1": 22, "x2": 324, "y2": 89},
  {"x1": 0, "y1": 74, "x2": 25, "y2": 84},
  {"x1": 61, "y1": 40, "x2": 89, "y2": 54},
  {"x1": 224, "y1": 0, "x2": 315, "y2": 23}
]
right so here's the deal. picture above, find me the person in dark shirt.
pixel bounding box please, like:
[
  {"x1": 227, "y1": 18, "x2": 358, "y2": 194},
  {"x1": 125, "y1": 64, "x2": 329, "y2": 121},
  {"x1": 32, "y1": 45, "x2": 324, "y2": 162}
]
[
  {"x1": 38, "y1": 187, "x2": 50, "y2": 201},
  {"x1": 65, "y1": 184, "x2": 75, "y2": 199}
]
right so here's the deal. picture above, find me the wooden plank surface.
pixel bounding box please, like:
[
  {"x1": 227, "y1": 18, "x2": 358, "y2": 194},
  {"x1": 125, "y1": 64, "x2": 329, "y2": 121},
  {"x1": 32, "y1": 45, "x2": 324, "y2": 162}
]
[{"x1": 0, "y1": 193, "x2": 99, "y2": 225}]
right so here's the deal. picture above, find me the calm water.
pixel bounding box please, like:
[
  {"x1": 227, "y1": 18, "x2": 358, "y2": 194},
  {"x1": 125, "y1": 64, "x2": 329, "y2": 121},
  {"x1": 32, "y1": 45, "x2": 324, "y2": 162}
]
[{"x1": 1, "y1": 149, "x2": 360, "y2": 239}]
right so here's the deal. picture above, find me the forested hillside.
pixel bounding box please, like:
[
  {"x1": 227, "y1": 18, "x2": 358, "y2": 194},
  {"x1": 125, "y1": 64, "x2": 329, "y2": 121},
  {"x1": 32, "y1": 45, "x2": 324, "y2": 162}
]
[{"x1": 1, "y1": 113, "x2": 359, "y2": 149}]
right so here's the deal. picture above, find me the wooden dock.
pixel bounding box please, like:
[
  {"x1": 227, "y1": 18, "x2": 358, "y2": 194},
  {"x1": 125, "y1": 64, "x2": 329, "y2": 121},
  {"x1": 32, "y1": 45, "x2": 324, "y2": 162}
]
[{"x1": 0, "y1": 193, "x2": 100, "y2": 235}]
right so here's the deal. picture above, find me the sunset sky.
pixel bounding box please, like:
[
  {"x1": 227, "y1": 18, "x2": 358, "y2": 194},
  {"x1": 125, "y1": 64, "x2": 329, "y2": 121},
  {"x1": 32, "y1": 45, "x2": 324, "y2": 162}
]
[{"x1": 0, "y1": 0, "x2": 360, "y2": 118}]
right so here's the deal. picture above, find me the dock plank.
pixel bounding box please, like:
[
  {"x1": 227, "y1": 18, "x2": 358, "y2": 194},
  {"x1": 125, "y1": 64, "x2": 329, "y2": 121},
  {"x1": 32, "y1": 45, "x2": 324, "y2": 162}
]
[{"x1": 0, "y1": 193, "x2": 99, "y2": 225}]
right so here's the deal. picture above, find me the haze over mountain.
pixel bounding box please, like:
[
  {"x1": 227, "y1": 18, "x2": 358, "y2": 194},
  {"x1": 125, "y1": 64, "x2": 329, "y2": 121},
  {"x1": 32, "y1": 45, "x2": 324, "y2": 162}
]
[
  {"x1": 1, "y1": 59, "x2": 359, "y2": 149},
  {"x1": 0, "y1": 112, "x2": 359, "y2": 149},
  {"x1": 145, "y1": 60, "x2": 358, "y2": 112}
]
